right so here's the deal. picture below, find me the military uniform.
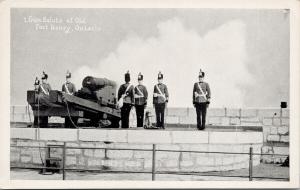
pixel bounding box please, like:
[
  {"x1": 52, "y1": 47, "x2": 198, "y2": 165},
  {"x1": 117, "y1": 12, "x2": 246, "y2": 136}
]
[
  {"x1": 134, "y1": 73, "x2": 148, "y2": 127},
  {"x1": 62, "y1": 71, "x2": 76, "y2": 95},
  {"x1": 62, "y1": 71, "x2": 78, "y2": 128},
  {"x1": 193, "y1": 70, "x2": 211, "y2": 130},
  {"x1": 153, "y1": 72, "x2": 169, "y2": 129},
  {"x1": 118, "y1": 71, "x2": 134, "y2": 128}
]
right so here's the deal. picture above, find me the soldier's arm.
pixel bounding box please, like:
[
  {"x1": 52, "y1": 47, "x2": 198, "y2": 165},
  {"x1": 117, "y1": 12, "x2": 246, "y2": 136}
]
[
  {"x1": 193, "y1": 83, "x2": 196, "y2": 104},
  {"x1": 48, "y1": 84, "x2": 52, "y2": 91},
  {"x1": 144, "y1": 86, "x2": 148, "y2": 100},
  {"x1": 164, "y1": 85, "x2": 169, "y2": 101},
  {"x1": 130, "y1": 85, "x2": 135, "y2": 103},
  {"x1": 206, "y1": 83, "x2": 211, "y2": 100},
  {"x1": 62, "y1": 84, "x2": 65, "y2": 92},
  {"x1": 117, "y1": 85, "x2": 123, "y2": 100}
]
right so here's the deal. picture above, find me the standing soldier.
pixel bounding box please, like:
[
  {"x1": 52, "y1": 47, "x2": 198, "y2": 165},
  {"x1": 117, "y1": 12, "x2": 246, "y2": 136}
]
[
  {"x1": 153, "y1": 71, "x2": 169, "y2": 129},
  {"x1": 118, "y1": 71, "x2": 134, "y2": 128},
  {"x1": 35, "y1": 71, "x2": 52, "y2": 128},
  {"x1": 62, "y1": 71, "x2": 77, "y2": 128},
  {"x1": 193, "y1": 69, "x2": 211, "y2": 130},
  {"x1": 134, "y1": 72, "x2": 148, "y2": 128},
  {"x1": 62, "y1": 70, "x2": 76, "y2": 95},
  {"x1": 38, "y1": 71, "x2": 52, "y2": 96}
]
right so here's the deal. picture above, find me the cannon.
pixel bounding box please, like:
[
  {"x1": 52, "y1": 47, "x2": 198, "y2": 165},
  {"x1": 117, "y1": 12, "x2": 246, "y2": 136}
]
[{"x1": 27, "y1": 76, "x2": 121, "y2": 128}]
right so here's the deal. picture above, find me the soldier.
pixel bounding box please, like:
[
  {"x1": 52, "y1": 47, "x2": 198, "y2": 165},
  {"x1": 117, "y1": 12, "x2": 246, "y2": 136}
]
[
  {"x1": 62, "y1": 70, "x2": 76, "y2": 95},
  {"x1": 134, "y1": 72, "x2": 148, "y2": 128},
  {"x1": 118, "y1": 71, "x2": 134, "y2": 128},
  {"x1": 153, "y1": 71, "x2": 169, "y2": 129},
  {"x1": 193, "y1": 69, "x2": 211, "y2": 130},
  {"x1": 35, "y1": 71, "x2": 52, "y2": 128},
  {"x1": 38, "y1": 71, "x2": 52, "y2": 96}
]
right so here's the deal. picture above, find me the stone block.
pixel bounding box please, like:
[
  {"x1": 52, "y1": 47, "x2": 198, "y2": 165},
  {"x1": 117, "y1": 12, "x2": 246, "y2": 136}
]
[
  {"x1": 179, "y1": 116, "x2": 196, "y2": 124},
  {"x1": 66, "y1": 156, "x2": 77, "y2": 165},
  {"x1": 270, "y1": 126, "x2": 278, "y2": 135},
  {"x1": 94, "y1": 149, "x2": 105, "y2": 158},
  {"x1": 101, "y1": 159, "x2": 124, "y2": 169},
  {"x1": 87, "y1": 158, "x2": 101, "y2": 167},
  {"x1": 208, "y1": 144, "x2": 232, "y2": 153},
  {"x1": 133, "y1": 151, "x2": 152, "y2": 159},
  {"x1": 107, "y1": 150, "x2": 133, "y2": 159},
  {"x1": 166, "y1": 108, "x2": 188, "y2": 117},
  {"x1": 66, "y1": 148, "x2": 81, "y2": 155},
  {"x1": 280, "y1": 135, "x2": 289, "y2": 143},
  {"x1": 240, "y1": 117, "x2": 260, "y2": 123},
  {"x1": 241, "y1": 109, "x2": 257, "y2": 117},
  {"x1": 222, "y1": 156, "x2": 234, "y2": 165},
  {"x1": 107, "y1": 130, "x2": 128, "y2": 143},
  {"x1": 188, "y1": 144, "x2": 209, "y2": 152},
  {"x1": 11, "y1": 128, "x2": 36, "y2": 140},
  {"x1": 209, "y1": 132, "x2": 237, "y2": 144},
  {"x1": 195, "y1": 156, "x2": 214, "y2": 166},
  {"x1": 236, "y1": 132, "x2": 263, "y2": 144},
  {"x1": 207, "y1": 108, "x2": 226, "y2": 117},
  {"x1": 263, "y1": 126, "x2": 271, "y2": 134},
  {"x1": 124, "y1": 159, "x2": 144, "y2": 170},
  {"x1": 84, "y1": 149, "x2": 94, "y2": 157},
  {"x1": 208, "y1": 117, "x2": 221, "y2": 125},
  {"x1": 230, "y1": 117, "x2": 241, "y2": 125},
  {"x1": 157, "y1": 144, "x2": 181, "y2": 151},
  {"x1": 273, "y1": 147, "x2": 289, "y2": 155},
  {"x1": 221, "y1": 117, "x2": 230, "y2": 125},
  {"x1": 77, "y1": 156, "x2": 86, "y2": 166},
  {"x1": 32, "y1": 151, "x2": 46, "y2": 164},
  {"x1": 80, "y1": 142, "x2": 95, "y2": 148},
  {"x1": 278, "y1": 126, "x2": 289, "y2": 135},
  {"x1": 78, "y1": 129, "x2": 107, "y2": 142},
  {"x1": 162, "y1": 159, "x2": 179, "y2": 168},
  {"x1": 21, "y1": 155, "x2": 32, "y2": 163},
  {"x1": 282, "y1": 109, "x2": 289, "y2": 117},
  {"x1": 172, "y1": 131, "x2": 208, "y2": 144},
  {"x1": 281, "y1": 118, "x2": 289, "y2": 125},
  {"x1": 261, "y1": 146, "x2": 272, "y2": 154},
  {"x1": 263, "y1": 118, "x2": 273, "y2": 126},
  {"x1": 273, "y1": 118, "x2": 281, "y2": 126},
  {"x1": 127, "y1": 130, "x2": 172, "y2": 144},
  {"x1": 257, "y1": 109, "x2": 280, "y2": 118},
  {"x1": 39, "y1": 129, "x2": 77, "y2": 141},
  {"x1": 180, "y1": 160, "x2": 194, "y2": 168},
  {"x1": 166, "y1": 116, "x2": 179, "y2": 124},
  {"x1": 267, "y1": 135, "x2": 280, "y2": 142},
  {"x1": 11, "y1": 153, "x2": 20, "y2": 162},
  {"x1": 226, "y1": 109, "x2": 240, "y2": 117}
]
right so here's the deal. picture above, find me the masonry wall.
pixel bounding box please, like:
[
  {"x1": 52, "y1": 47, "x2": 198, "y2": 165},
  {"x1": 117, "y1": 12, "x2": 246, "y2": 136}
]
[
  {"x1": 10, "y1": 129, "x2": 263, "y2": 173},
  {"x1": 11, "y1": 106, "x2": 289, "y2": 163}
]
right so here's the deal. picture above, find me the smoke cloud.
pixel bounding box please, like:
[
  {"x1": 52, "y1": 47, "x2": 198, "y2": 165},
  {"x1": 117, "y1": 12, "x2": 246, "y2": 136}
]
[{"x1": 73, "y1": 18, "x2": 253, "y2": 108}]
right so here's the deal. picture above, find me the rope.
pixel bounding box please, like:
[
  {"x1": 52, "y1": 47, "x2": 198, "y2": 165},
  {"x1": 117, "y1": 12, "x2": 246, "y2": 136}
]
[
  {"x1": 37, "y1": 96, "x2": 44, "y2": 166},
  {"x1": 64, "y1": 100, "x2": 79, "y2": 128}
]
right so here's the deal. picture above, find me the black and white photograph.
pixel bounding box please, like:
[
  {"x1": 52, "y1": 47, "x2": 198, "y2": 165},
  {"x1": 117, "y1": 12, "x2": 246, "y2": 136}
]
[{"x1": 0, "y1": 0, "x2": 299, "y2": 189}]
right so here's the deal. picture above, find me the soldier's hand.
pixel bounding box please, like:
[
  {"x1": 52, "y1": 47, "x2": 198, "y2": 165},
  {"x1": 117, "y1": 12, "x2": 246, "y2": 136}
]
[{"x1": 193, "y1": 103, "x2": 196, "y2": 108}]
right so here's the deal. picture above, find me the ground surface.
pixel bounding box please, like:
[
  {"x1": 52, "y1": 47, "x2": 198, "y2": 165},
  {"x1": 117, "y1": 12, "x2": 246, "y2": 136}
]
[{"x1": 11, "y1": 163, "x2": 288, "y2": 181}]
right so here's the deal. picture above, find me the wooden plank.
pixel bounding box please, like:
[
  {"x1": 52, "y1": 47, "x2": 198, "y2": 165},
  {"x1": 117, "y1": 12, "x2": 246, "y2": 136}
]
[
  {"x1": 33, "y1": 107, "x2": 83, "y2": 117},
  {"x1": 61, "y1": 92, "x2": 121, "y2": 118}
]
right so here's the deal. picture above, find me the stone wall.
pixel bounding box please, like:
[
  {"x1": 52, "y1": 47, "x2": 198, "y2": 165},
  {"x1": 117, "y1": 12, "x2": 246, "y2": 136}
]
[
  {"x1": 11, "y1": 129, "x2": 263, "y2": 173},
  {"x1": 10, "y1": 106, "x2": 289, "y2": 163}
]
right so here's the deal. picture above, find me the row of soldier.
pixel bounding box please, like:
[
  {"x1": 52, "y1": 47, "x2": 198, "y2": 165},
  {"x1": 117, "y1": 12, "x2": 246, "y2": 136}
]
[{"x1": 33, "y1": 69, "x2": 211, "y2": 130}]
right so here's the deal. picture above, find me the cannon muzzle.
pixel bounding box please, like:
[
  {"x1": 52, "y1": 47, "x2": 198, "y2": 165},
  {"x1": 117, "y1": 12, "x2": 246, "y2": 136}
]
[{"x1": 82, "y1": 76, "x2": 116, "y2": 91}]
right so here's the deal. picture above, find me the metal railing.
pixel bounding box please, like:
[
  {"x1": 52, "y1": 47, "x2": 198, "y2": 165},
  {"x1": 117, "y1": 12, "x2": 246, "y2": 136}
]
[{"x1": 10, "y1": 143, "x2": 289, "y2": 181}]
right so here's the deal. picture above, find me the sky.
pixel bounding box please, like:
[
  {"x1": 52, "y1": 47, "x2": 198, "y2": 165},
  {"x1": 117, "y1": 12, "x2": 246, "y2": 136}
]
[{"x1": 11, "y1": 9, "x2": 290, "y2": 108}]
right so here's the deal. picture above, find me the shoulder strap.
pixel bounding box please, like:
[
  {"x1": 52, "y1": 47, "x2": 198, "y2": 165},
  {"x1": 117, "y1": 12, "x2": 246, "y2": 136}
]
[
  {"x1": 124, "y1": 84, "x2": 132, "y2": 95},
  {"x1": 64, "y1": 83, "x2": 71, "y2": 94},
  {"x1": 197, "y1": 82, "x2": 207, "y2": 100},
  {"x1": 40, "y1": 84, "x2": 49, "y2": 95},
  {"x1": 135, "y1": 86, "x2": 144, "y2": 97},
  {"x1": 155, "y1": 84, "x2": 166, "y2": 100}
]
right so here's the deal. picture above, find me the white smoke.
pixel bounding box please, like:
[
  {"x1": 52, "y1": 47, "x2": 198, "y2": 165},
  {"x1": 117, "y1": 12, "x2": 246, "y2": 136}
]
[{"x1": 73, "y1": 18, "x2": 253, "y2": 108}]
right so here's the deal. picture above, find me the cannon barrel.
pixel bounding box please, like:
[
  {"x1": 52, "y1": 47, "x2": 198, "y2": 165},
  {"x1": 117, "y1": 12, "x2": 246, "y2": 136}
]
[{"x1": 82, "y1": 76, "x2": 116, "y2": 91}]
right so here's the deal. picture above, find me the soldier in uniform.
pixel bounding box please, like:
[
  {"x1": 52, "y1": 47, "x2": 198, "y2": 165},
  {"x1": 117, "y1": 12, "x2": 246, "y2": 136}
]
[
  {"x1": 118, "y1": 71, "x2": 134, "y2": 128},
  {"x1": 134, "y1": 72, "x2": 148, "y2": 128},
  {"x1": 62, "y1": 71, "x2": 77, "y2": 128},
  {"x1": 38, "y1": 71, "x2": 52, "y2": 96},
  {"x1": 62, "y1": 70, "x2": 76, "y2": 95},
  {"x1": 153, "y1": 71, "x2": 169, "y2": 129},
  {"x1": 34, "y1": 71, "x2": 52, "y2": 127},
  {"x1": 193, "y1": 69, "x2": 211, "y2": 130}
]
